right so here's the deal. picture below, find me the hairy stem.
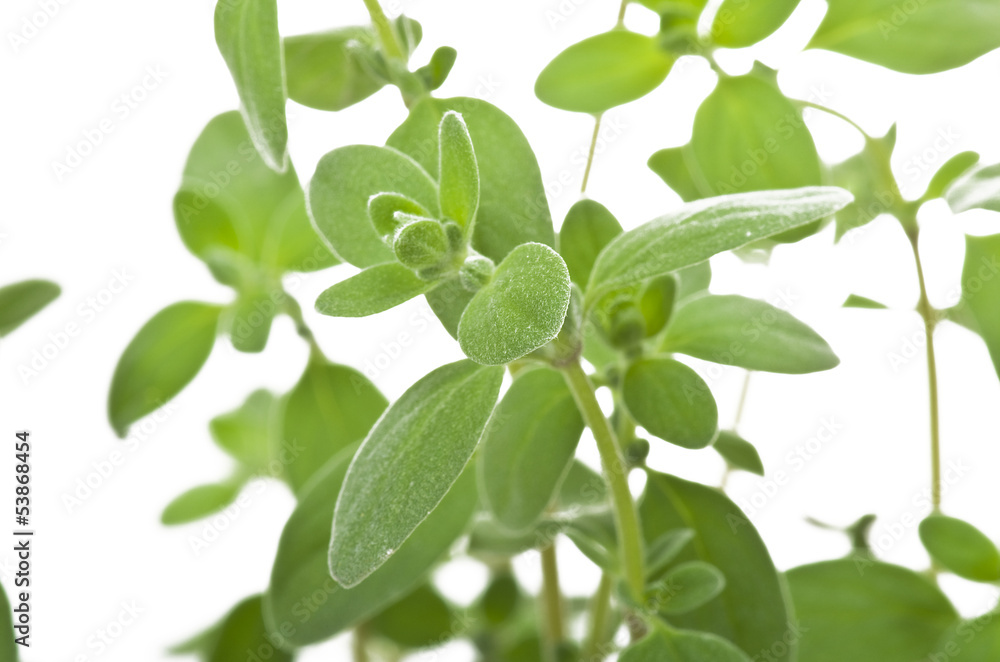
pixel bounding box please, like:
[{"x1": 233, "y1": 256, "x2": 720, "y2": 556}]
[
  {"x1": 540, "y1": 542, "x2": 566, "y2": 659},
  {"x1": 562, "y1": 360, "x2": 646, "y2": 598},
  {"x1": 583, "y1": 572, "x2": 614, "y2": 661},
  {"x1": 362, "y1": 0, "x2": 404, "y2": 60},
  {"x1": 581, "y1": 113, "x2": 604, "y2": 194}
]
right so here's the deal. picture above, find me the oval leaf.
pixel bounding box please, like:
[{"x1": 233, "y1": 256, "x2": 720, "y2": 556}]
[
  {"x1": 0, "y1": 279, "x2": 59, "y2": 337},
  {"x1": 558, "y1": 199, "x2": 623, "y2": 288},
  {"x1": 438, "y1": 111, "x2": 480, "y2": 229},
  {"x1": 459, "y1": 243, "x2": 572, "y2": 365},
  {"x1": 214, "y1": 0, "x2": 288, "y2": 171},
  {"x1": 661, "y1": 294, "x2": 839, "y2": 373},
  {"x1": 654, "y1": 561, "x2": 727, "y2": 615},
  {"x1": 535, "y1": 31, "x2": 674, "y2": 114},
  {"x1": 479, "y1": 367, "x2": 585, "y2": 532},
  {"x1": 108, "y1": 302, "x2": 222, "y2": 438},
  {"x1": 210, "y1": 389, "x2": 279, "y2": 472},
  {"x1": 919, "y1": 514, "x2": 1000, "y2": 582},
  {"x1": 316, "y1": 263, "x2": 432, "y2": 318},
  {"x1": 712, "y1": 431, "x2": 764, "y2": 476},
  {"x1": 959, "y1": 234, "x2": 1000, "y2": 382},
  {"x1": 709, "y1": 0, "x2": 800, "y2": 48},
  {"x1": 620, "y1": 626, "x2": 751, "y2": 662},
  {"x1": 206, "y1": 596, "x2": 292, "y2": 662},
  {"x1": 283, "y1": 27, "x2": 384, "y2": 111},
  {"x1": 369, "y1": 584, "x2": 455, "y2": 649},
  {"x1": 161, "y1": 480, "x2": 244, "y2": 526},
  {"x1": 329, "y1": 360, "x2": 503, "y2": 586},
  {"x1": 624, "y1": 357, "x2": 718, "y2": 449}
]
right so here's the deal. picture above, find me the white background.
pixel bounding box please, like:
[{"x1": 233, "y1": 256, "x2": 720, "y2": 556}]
[{"x1": 3, "y1": 0, "x2": 1000, "y2": 659}]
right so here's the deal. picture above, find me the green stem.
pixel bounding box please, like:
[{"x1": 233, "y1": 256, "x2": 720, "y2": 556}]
[
  {"x1": 282, "y1": 295, "x2": 323, "y2": 356},
  {"x1": 562, "y1": 360, "x2": 646, "y2": 598},
  {"x1": 362, "y1": 0, "x2": 404, "y2": 60},
  {"x1": 583, "y1": 573, "x2": 615, "y2": 661},
  {"x1": 581, "y1": 113, "x2": 603, "y2": 194},
  {"x1": 540, "y1": 543, "x2": 566, "y2": 660},
  {"x1": 794, "y1": 100, "x2": 871, "y2": 139},
  {"x1": 353, "y1": 623, "x2": 370, "y2": 662},
  {"x1": 616, "y1": 0, "x2": 629, "y2": 26},
  {"x1": 733, "y1": 370, "x2": 752, "y2": 430}
]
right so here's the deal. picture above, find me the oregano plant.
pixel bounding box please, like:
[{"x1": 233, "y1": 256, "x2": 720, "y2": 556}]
[{"x1": 3, "y1": 0, "x2": 990, "y2": 660}]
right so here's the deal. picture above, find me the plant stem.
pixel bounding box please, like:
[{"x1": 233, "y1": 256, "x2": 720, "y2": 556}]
[
  {"x1": 362, "y1": 0, "x2": 404, "y2": 60},
  {"x1": 581, "y1": 113, "x2": 603, "y2": 194},
  {"x1": 562, "y1": 360, "x2": 646, "y2": 598},
  {"x1": 352, "y1": 623, "x2": 370, "y2": 662},
  {"x1": 282, "y1": 295, "x2": 323, "y2": 356},
  {"x1": 733, "y1": 370, "x2": 752, "y2": 429},
  {"x1": 583, "y1": 573, "x2": 614, "y2": 661},
  {"x1": 540, "y1": 542, "x2": 566, "y2": 659},
  {"x1": 794, "y1": 99, "x2": 871, "y2": 139},
  {"x1": 616, "y1": 0, "x2": 629, "y2": 26}
]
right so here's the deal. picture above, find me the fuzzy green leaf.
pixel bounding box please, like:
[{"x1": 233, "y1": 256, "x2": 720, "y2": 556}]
[
  {"x1": 558, "y1": 199, "x2": 623, "y2": 287},
  {"x1": 309, "y1": 144, "x2": 440, "y2": 268},
  {"x1": 661, "y1": 294, "x2": 839, "y2": 373},
  {"x1": 368, "y1": 193, "x2": 430, "y2": 238},
  {"x1": 426, "y1": 275, "x2": 475, "y2": 338},
  {"x1": 655, "y1": 562, "x2": 727, "y2": 615},
  {"x1": 0, "y1": 279, "x2": 59, "y2": 337},
  {"x1": 388, "y1": 97, "x2": 555, "y2": 264},
  {"x1": 808, "y1": 0, "x2": 1000, "y2": 74},
  {"x1": 369, "y1": 584, "x2": 455, "y2": 649},
  {"x1": 281, "y1": 356, "x2": 387, "y2": 494},
  {"x1": 619, "y1": 625, "x2": 751, "y2": 662},
  {"x1": 265, "y1": 446, "x2": 477, "y2": 646},
  {"x1": 960, "y1": 234, "x2": 1000, "y2": 381},
  {"x1": 947, "y1": 162, "x2": 1000, "y2": 214},
  {"x1": 283, "y1": 27, "x2": 384, "y2": 111},
  {"x1": 108, "y1": 302, "x2": 221, "y2": 438},
  {"x1": 641, "y1": 471, "x2": 794, "y2": 661},
  {"x1": 535, "y1": 31, "x2": 674, "y2": 114},
  {"x1": 329, "y1": 361, "x2": 503, "y2": 586},
  {"x1": 479, "y1": 367, "x2": 585, "y2": 532},
  {"x1": 438, "y1": 111, "x2": 480, "y2": 229},
  {"x1": 787, "y1": 559, "x2": 959, "y2": 662},
  {"x1": 459, "y1": 243, "x2": 571, "y2": 365},
  {"x1": 623, "y1": 357, "x2": 718, "y2": 449},
  {"x1": 161, "y1": 480, "x2": 244, "y2": 526},
  {"x1": 586, "y1": 188, "x2": 851, "y2": 304},
  {"x1": 712, "y1": 431, "x2": 764, "y2": 476},
  {"x1": 214, "y1": 0, "x2": 287, "y2": 171},
  {"x1": 210, "y1": 389, "x2": 278, "y2": 471},
  {"x1": 919, "y1": 514, "x2": 1000, "y2": 582},
  {"x1": 709, "y1": 0, "x2": 800, "y2": 48},
  {"x1": 316, "y1": 263, "x2": 432, "y2": 318}
]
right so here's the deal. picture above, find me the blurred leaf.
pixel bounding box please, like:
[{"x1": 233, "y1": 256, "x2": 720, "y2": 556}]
[
  {"x1": 459, "y1": 243, "x2": 571, "y2": 365},
  {"x1": 619, "y1": 626, "x2": 751, "y2": 661},
  {"x1": 426, "y1": 275, "x2": 475, "y2": 338},
  {"x1": 933, "y1": 614, "x2": 1000, "y2": 661},
  {"x1": 585, "y1": 188, "x2": 851, "y2": 305},
  {"x1": 843, "y1": 294, "x2": 889, "y2": 310},
  {"x1": 210, "y1": 389, "x2": 278, "y2": 471},
  {"x1": 661, "y1": 294, "x2": 839, "y2": 373},
  {"x1": 329, "y1": 361, "x2": 503, "y2": 586},
  {"x1": 309, "y1": 144, "x2": 440, "y2": 268},
  {"x1": 709, "y1": 0, "x2": 800, "y2": 48},
  {"x1": 108, "y1": 302, "x2": 221, "y2": 438},
  {"x1": 712, "y1": 431, "x2": 764, "y2": 476},
  {"x1": 416, "y1": 46, "x2": 458, "y2": 91},
  {"x1": 0, "y1": 583, "x2": 16, "y2": 661},
  {"x1": 922, "y1": 151, "x2": 979, "y2": 202},
  {"x1": 639, "y1": 275, "x2": 677, "y2": 337},
  {"x1": 919, "y1": 514, "x2": 1000, "y2": 582},
  {"x1": 830, "y1": 129, "x2": 899, "y2": 240},
  {"x1": 479, "y1": 367, "x2": 584, "y2": 532},
  {"x1": 646, "y1": 528, "x2": 696, "y2": 580},
  {"x1": 226, "y1": 288, "x2": 276, "y2": 353},
  {"x1": 786, "y1": 559, "x2": 958, "y2": 662},
  {"x1": 283, "y1": 27, "x2": 384, "y2": 111},
  {"x1": 281, "y1": 355, "x2": 387, "y2": 493},
  {"x1": 438, "y1": 111, "x2": 480, "y2": 230},
  {"x1": 387, "y1": 96, "x2": 556, "y2": 264},
  {"x1": 161, "y1": 480, "x2": 244, "y2": 526},
  {"x1": 558, "y1": 199, "x2": 623, "y2": 288},
  {"x1": 960, "y1": 234, "x2": 1000, "y2": 381},
  {"x1": 623, "y1": 357, "x2": 718, "y2": 449},
  {"x1": 535, "y1": 31, "x2": 674, "y2": 114},
  {"x1": 370, "y1": 584, "x2": 455, "y2": 649},
  {"x1": 808, "y1": 0, "x2": 1000, "y2": 74},
  {"x1": 315, "y1": 263, "x2": 432, "y2": 317},
  {"x1": 648, "y1": 147, "x2": 701, "y2": 202},
  {"x1": 0, "y1": 279, "x2": 59, "y2": 337},
  {"x1": 265, "y1": 447, "x2": 477, "y2": 646},
  {"x1": 653, "y1": 561, "x2": 726, "y2": 615},
  {"x1": 214, "y1": 0, "x2": 287, "y2": 171},
  {"x1": 482, "y1": 571, "x2": 522, "y2": 625},
  {"x1": 947, "y1": 162, "x2": 1000, "y2": 214},
  {"x1": 640, "y1": 471, "x2": 794, "y2": 661},
  {"x1": 563, "y1": 508, "x2": 620, "y2": 571}
]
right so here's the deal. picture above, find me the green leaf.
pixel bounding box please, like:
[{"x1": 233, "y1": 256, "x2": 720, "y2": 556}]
[
  {"x1": 639, "y1": 275, "x2": 677, "y2": 337},
  {"x1": 535, "y1": 31, "x2": 674, "y2": 114},
  {"x1": 960, "y1": 234, "x2": 1000, "y2": 381},
  {"x1": 281, "y1": 355, "x2": 387, "y2": 494},
  {"x1": 586, "y1": 187, "x2": 851, "y2": 304},
  {"x1": 108, "y1": 302, "x2": 221, "y2": 438},
  {"x1": 161, "y1": 480, "x2": 244, "y2": 526},
  {"x1": 368, "y1": 192, "x2": 430, "y2": 238},
  {"x1": 619, "y1": 626, "x2": 751, "y2": 662},
  {"x1": 265, "y1": 446, "x2": 478, "y2": 646},
  {"x1": 309, "y1": 144, "x2": 440, "y2": 268},
  {"x1": 416, "y1": 46, "x2": 458, "y2": 91},
  {"x1": 808, "y1": 0, "x2": 1000, "y2": 74},
  {"x1": 712, "y1": 431, "x2": 764, "y2": 476},
  {"x1": 919, "y1": 514, "x2": 1000, "y2": 582},
  {"x1": 947, "y1": 162, "x2": 1000, "y2": 214},
  {"x1": 786, "y1": 559, "x2": 959, "y2": 662},
  {"x1": 226, "y1": 289, "x2": 276, "y2": 353},
  {"x1": 923, "y1": 151, "x2": 979, "y2": 202},
  {"x1": 709, "y1": 0, "x2": 800, "y2": 48},
  {"x1": 0, "y1": 583, "x2": 17, "y2": 661},
  {"x1": 646, "y1": 528, "x2": 696, "y2": 580},
  {"x1": 0, "y1": 279, "x2": 59, "y2": 337},
  {"x1": 649, "y1": 147, "x2": 702, "y2": 202},
  {"x1": 458, "y1": 243, "x2": 571, "y2": 365},
  {"x1": 640, "y1": 471, "x2": 795, "y2": 661},
  {"x1": 174, "y1": 112, "x2": 335, "y2": 275},
  {"x1": 329, "y1": 360, "x2": 503, "y2": 586},
  {"x1": 210, "y1": 389, "x2": 278, "y2": 472},
  {"x1": 479, "y1": 367, "x2": 585, "y2": 532},
  {"x1": 369, "y1": 584, "x2": 455, "y2": 649},
  {"x1": 558, "y1": 199, "x2": 623, "y2": 288},
  {"x1": 481, "y1": 571, "x2": 522, "y2": 625},
  {"x1": 387, "y1": 96, "x2": 556, "y2": 264},
  {"x1": 624, "y1": 357, "x2": 717, "y2": 449},
  {"x1": 660, "y1": 294, "x2": 839, "y2": 373},
  {"x1": 438, "y1": 111, "x2": 480, "y2": 229},
  {"x1": 283, "y1": 27, "x2": 384, "y2": 111},
  {"x1": 315, "y1": 263, "x2": 432, "y2": 318},
  {"x1": 653, "y1": 561, "x2": 727, "y2": 615},
  {"x1": 392, "y1": 216, "x2": 450, "y2": 270},
  {"x1": 830, "y1": 129, "x2": 899, "y2": 240},
  {"x1": 933, "y1": 615, "x2": 1000, "y2": 661},
  {"x1": 843, "y1": 294, "x2": 889, "y2": 310},
  {"x1": 426, "y1": 275, "x2": 475, "y2": 338},
  {"x1": 204, "y1": 596, "x2": 292, "y2": 662},
  {"x1": 214, "y1": 0, "x2": 287, "y2": 171}
]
